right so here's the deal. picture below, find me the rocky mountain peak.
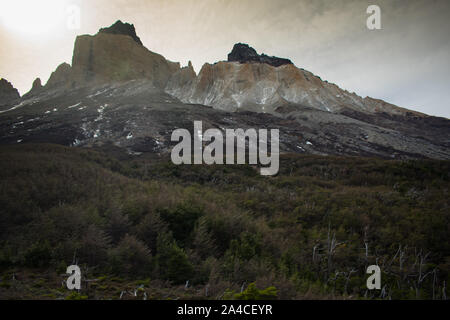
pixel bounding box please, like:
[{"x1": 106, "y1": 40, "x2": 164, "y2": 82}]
[
  {"x1": 67, "y1": 21, "x2": 181, "y2": 88},
  {"x1": 0, "y1": 78, "x2": 20, "y2": 106},
  {"x1": 31, "y1": 78, "x2": 43, "y2": 90},
  {"x1": 98, "y1": 20, "x2": 143, "y2": 45},
  {"x1": 23, "y1": 77, "x2": 44, "y2": 98},
  {"x1": 46, "y1": 63, "x2": 72, "y2": 89},
  {"x1": 227, "y1": 43, "x2": 293, "y2": 67}
]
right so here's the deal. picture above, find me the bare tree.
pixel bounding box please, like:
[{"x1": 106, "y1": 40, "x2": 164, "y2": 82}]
[{"x1": 326, "y1": 223, "x2": 345, "y2": 277}]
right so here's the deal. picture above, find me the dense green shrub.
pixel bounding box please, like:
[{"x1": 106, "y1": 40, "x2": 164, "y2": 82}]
[
  {"x1": 231, "y1": 283, "x2": 278, "y2": 300},
  {"x1": 108, "y1": 234, "x2": 152, "y2": 277},
  {"x1": 158, "y1": 203, "x2": 204, "y2": 248},
  {"x1": 156, "y1": 233, "x2": 194, "y2": 284}
]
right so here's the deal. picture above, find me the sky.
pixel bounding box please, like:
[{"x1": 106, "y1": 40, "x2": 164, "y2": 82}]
[{"x1": 0, "y1": 0, "x2": 449, "y2": 118}]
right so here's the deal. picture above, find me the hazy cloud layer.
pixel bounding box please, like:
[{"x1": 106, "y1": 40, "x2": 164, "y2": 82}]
[{"x1": 1, "y1": 0, "x2": 449, "y2": 117}]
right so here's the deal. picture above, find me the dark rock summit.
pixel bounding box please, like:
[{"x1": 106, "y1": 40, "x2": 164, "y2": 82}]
[
  {"x1": 46, "y1": 63, "x2": 72, "y2": 89},
  {"x1": 227, "y1": 43, "x2": 293, "y2": 67},
  {"x1": 31, "y1": 78, "x2": 43, "y2": 91},
  {"x1": 23, "y1": 77, "x2": 43, "y2": 98},
  {"x1": 99, "y1": 20, "x2": 143, "y2": 45},
  {"x1": 0, "y1": 78, "x2": 20, "y2": 106}
]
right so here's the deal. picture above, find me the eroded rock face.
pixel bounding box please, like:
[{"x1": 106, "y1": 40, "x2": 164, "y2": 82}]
[
  {"x1": 169, "y1": 45, "x2": 423, "y2": 118},
  {"x1": 0, "y1": 78, "x2": 20, "y2": 106},
  {"x1": 228, "y1": 43, "x2": 293, "y2": 67},
  {"x1": 70, "y1": 30, "x2": 179, "y2": 88},
  {"x1": 166, "y1": 60, "x2": 352, "y2": 113},
  {"x1": 166, "y1": 61, "x2": 196, "y2": 94},
  {"x1": 46, "y1": 63, "x2": 72, "y2": 89},
  {"x1": 30, "y1": 21, "x2": 181, "y2": 91}
]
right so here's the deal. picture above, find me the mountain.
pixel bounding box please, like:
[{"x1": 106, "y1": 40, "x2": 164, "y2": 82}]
[
  {"x1": 168, "y1": 43, "x2": 422, "y2": 117},
  {"x1": 0, "y1": 21, "x2": 449, "y2": 160},
  {"x1": 0, "y1": 78, "x2": 20, "y2": 109},
  {"x1": 70, "y1": 23, "x2": 180, "y2": 88}
]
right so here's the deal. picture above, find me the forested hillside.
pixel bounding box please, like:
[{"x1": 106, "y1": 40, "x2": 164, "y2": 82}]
[{"x1": 0, "y1": 144, "x2": 448, "y2": 299}]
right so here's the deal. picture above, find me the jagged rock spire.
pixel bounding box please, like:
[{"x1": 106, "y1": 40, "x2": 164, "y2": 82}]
[
  {"x1": 31, "y1": 78, "x2": 43, "y2": 90},
  {"x1": 99, "y1": 20, "x2": 143, "y2": 45},
  {"x1": 0, "y1": 78, "x2": 20, "y2": 106}
]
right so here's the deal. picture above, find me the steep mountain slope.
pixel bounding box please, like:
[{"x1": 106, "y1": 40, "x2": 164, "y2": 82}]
[{"x1": 0, "y1": 21, "x2": 449, "y2": 160}]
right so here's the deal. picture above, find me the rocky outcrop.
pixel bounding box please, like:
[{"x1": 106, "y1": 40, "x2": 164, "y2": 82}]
[
  {"x1": 31, "y1": 78, "x2": 43, "y2": 92},
  {"x1": 22, "y1": 78, "x2": 44, "y2": 98},
  {"x1": 99, "y1": 20, "x2": 143, "y2": 46},
  {"x1": 166, "y1": 60, "x2": 351, "y2": 113},
  {"x1": 167, "y1": 61, "x2": 285, "y2": 112},
  {"x1": 168, "y1": 44, "x2": 421, "y2": 118},
  {"x1": 166, "y1": 61, "x2": 196, "y2": 95},
  {"x1": 363, "y1": 96, "x2": 425, "y2": 117},
  {"x1": 228, "y1": 43, "x2": 293, "y2": 67},
  {"x1": 70, "y1": 23, "x2": 180, "y2": 88},
  {"x1": 0, "y1": 78, "x2": 20, "y2": 106},
  {"x1": 29, "y1": 21, "x2": 181, "y2": 91},
  {"x1": 46, "y1": 63, "x2": 72, "y2": 89}
]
